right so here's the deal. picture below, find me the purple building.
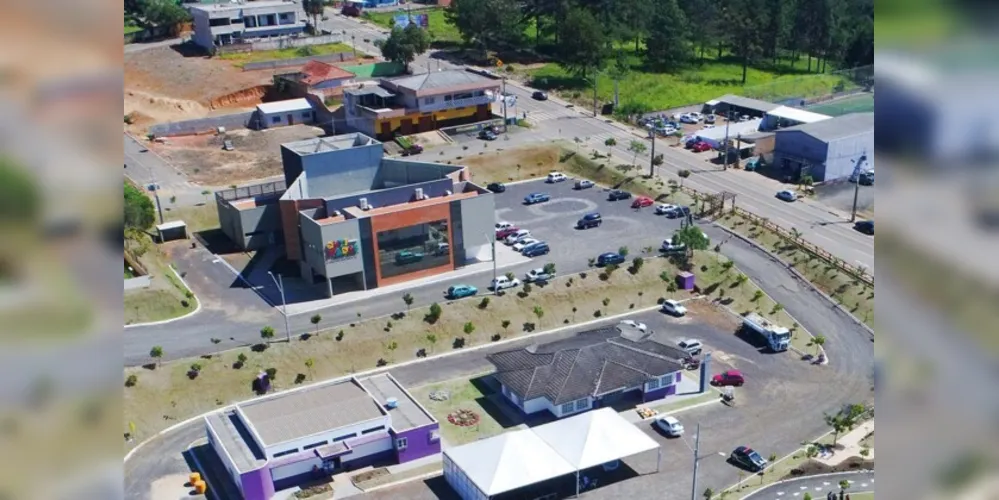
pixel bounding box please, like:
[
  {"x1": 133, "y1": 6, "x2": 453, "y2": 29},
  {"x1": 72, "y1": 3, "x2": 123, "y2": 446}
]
[
  {"x1": 204, "y1": 373, "x2": 440, "y2": 500},
  {"x1": 487, "y1": 322, "x2": 688, "y2": 419}
]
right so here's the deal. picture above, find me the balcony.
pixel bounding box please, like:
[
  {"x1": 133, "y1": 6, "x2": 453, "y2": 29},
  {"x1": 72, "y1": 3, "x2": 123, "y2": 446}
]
[{"x1": 419, "y1": 94, "x2": 494, "y2": 113}]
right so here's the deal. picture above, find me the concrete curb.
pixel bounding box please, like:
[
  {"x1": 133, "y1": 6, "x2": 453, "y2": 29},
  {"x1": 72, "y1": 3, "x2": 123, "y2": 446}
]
[
  {"x1": 737, "y1": 469, "x2": 875, "y2": 500},
  {"x1": 710, "y1": 220, "x2": 872, "y2": 343},
  {"x1": 124, "y1": 265, "x2": 203, "y2": 329},
  {"x1": 123, "y1": 304, "x2": 663, "y2": 464}
]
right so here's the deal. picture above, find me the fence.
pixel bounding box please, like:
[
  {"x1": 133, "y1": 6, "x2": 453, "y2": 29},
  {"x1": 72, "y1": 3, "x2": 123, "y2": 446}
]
[
  {"x1": 243, "y1": 51, "x2": 355, "y2": 72},
  {"x1": 148, "y1": 111, "x2": 257, "y2": 138},
  {"x1": 674, "y1": 184, "x2": 874, "y2": 287},
  {"x1": 216, "y1": 180, "x2": 288, "y2": 203}
]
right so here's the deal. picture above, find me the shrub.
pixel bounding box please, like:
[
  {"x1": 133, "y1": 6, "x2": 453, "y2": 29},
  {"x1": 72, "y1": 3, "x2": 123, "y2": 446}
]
[
  {"x1": 491, "y1": 334, "x2": 502, "y2": 342},
  {"x1": 501, "y1": 320, "x2": 511, "y2": 329},
  {"x1": 125, "y1": 374, "x2": 138, "y2": 387},
  {"x1": 522, "y1": 282, "x2": 532, "y2": 294},
  {"x1": 190, "y1": 363, "x2": 202, "y2": 372},
  {"x1": 425, "y1": 302, "x2": 443, "y2": 324},
  {"x1": 463, "y1": 322, "x2": 476, "y2": 335},
  {"x1": 618, "y1": 246, "x2": 629, "y2": 257},
  {"x1": 667, "y1": 282, "x2": 677, "y2": 293},
  {"x1": 376, "y1": 358, "x2": 388, "y2": 367},
  {"x1": 752, "y1": 290, "x2": 764, "y2": 302},
  {"x1": 594, "y1": 310, "x2": 602, "y2": 317},
  {"x1": 295, "y1": 373, "x2": 307, "y2": 384},
  {"x1": 265, "y1": 367, "x2": 277, "y2": 380},
  {"x1": 236, "y1": 352, "x2": 248, "y2": 367},
  {"x1": 602, "y1": 297, "x2": 611, "y2": 306},
  {"x1": 478, "y1": 297, "x2": 490, "y2": 309},
  {"x1": 336, "y1": 330, "x2": 345, "y2": 341},
  {"x1": 598, "y1": 272, "x2": 610, "y2": 281},
  {"x1": 180, "y1": 299, "x2": 190, "y2": 308},
  {"x1": 452, "y1": 337, "x2": 466, "y2": 349},
  {"x1": 522, "y1": 322, "x2": 536, "y2": 332}
]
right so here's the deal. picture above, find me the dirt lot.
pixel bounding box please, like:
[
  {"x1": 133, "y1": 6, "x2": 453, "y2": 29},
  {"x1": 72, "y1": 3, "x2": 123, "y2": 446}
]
[
  {"x1": 124, "y1": 45, "x2": 286, "y2": 123},
  {"x1": 150, "y1": 125, "x2": 325, "y2": 185}
]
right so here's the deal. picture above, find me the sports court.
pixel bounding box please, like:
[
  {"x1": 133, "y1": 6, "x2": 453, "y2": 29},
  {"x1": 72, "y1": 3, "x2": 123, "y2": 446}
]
[{"x1": 806, "y1": 92, "x2": 874, "y2": 116}]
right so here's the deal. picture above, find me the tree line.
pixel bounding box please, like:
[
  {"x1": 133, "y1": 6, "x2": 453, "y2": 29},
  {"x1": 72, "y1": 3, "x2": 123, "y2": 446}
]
[{"x1": 444, "y1": 0, "x2": 873, "y2": 82}]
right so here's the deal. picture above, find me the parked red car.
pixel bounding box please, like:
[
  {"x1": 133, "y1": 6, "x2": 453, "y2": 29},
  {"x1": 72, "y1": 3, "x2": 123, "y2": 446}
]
[
  {"x1": 711, "y1": 370, "x2": 745, "y2": 387},
  {"x1": 496, "y1": 226, "x2": 521, "y2": 239},
  {"x1": 691, "y1": 141, "x2": 712, "y2": 153},
  {"x1": 631, "y1": 196, "x2": 654, "y2": 208}
]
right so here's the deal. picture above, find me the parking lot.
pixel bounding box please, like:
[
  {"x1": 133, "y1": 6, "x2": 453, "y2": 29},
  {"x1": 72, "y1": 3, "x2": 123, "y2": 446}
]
[{"x1": 492, "y1": 177, "x2": 690, "y2": 271}]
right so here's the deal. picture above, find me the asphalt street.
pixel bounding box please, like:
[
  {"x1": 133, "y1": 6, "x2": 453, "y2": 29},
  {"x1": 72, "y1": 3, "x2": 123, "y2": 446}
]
[
  {"x1": 742, "y1": 471, "x2": 875, "y2": 500},
  {"x1": 124, "y1": 220, "x2": 873, "y2": 500}
]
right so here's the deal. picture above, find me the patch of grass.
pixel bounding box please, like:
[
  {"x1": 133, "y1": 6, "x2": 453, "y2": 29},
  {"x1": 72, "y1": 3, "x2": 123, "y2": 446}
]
[
  {"x1": 849, "y1": 493, "x2": 874, "y2": 500},
  {"x1": 218, "y1": 43, "x2": 355, "y2": 66},
  {"x1": 409, "y1": 378, "x2": 507, "y2": 446},
  {"x1": 124, "y1": 289, "x2": 191, "y2": 324},
  {"x1": 163, "y1": 203, "x2": 219, "y2": 233},
  {"x1": 527, "y1": 48, "x2": 844, "y2": 112},
  {"x1": 641, "y1": 391, "x2": 717, "y2": 416},
  {"x1": 125, "y1": 24, "x2": 143, "y2": 35},
  {"x1": 363, "y1": 8, "x2": 461, "y2": 44},
  {"x1": 718, "y1": 211, "x2": 873, "y2": 330},
  {"x1": 355, "y1": 463, "x2": 442, "y2": 490}
]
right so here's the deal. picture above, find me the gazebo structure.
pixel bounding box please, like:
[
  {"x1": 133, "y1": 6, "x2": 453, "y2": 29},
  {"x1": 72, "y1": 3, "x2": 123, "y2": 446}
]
[{"x1": 443, "y1": 408, "x2": 661, "y2": 500}]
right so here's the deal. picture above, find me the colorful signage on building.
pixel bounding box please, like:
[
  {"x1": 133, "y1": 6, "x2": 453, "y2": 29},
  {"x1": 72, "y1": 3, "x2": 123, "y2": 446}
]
[{"x1": 325, "y1": 239, "x2": 359, "y2": 261}]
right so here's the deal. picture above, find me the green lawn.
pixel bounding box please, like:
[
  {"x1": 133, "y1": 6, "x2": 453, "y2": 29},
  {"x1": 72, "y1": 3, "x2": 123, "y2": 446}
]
[
  {"x1": 341, "y1": 61, "x2": 405, "y2": 79},
  {"x1": 527, "y1": 49, "x2": 846, "y2": 112},
  {"x1": 409, "y1": 378, "x2": 510, "y2": 446},
  {"x1": 218, "y1": 43, "x2": 355, "y2": 66},
  {"x1": 850, "y1": 493, "x2": 874, "y2": 500},
  {"x1": 363, "y1": 8, "x2": 462, "y2": 44},
  {"x1": 125, "y1": 24, "x2": 143, "y2": 35},
  {"x1": 807, "y1": 93, "x2": 875, "y2": 116}
]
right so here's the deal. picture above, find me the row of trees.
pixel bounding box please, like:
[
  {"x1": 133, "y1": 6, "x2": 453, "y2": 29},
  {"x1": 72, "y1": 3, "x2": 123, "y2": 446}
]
[
  {"x1": 443, "y1": 0, "x2": 873, "y2": 82},
  {"x1": 125, "y1": 0, "x2": 190, "y2": 30}
]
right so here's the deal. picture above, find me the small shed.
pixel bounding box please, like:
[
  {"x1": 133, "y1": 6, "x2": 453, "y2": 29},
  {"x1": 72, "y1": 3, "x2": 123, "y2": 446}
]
[
  {"x1": 676, "y1": 271, "x2": 695, "y2": 291},
  {"x1": 256, "y1": 98, "x2": 315, "y2": 129},
  {"x1": 156, "y1": 220, "x2": 188, "y2": 242}
]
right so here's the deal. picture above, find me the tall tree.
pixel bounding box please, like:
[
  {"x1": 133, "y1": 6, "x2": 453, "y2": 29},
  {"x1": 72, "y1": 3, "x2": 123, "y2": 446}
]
[
  {"x1": 380, "y1": 24, "x2": 431, "y2": 72},
  {"x1": 556, "y1": 7, "x2": 607, "y2": 79},
  {"x1": 681, "y1": 0, "x2": 721, "y2": 61},
  {"x1": 445, "y1": 0, "x2": 525, "y2": 52},
  {"x1": 616, "y1": 0, "x2": 652, "y2": 52},
  {"x1": 138, "y1": 0, "x2": 190, "y2": 28},
  {"x1": 123, "y1": 182, "x2": 155, "y2": 232},
  {"x1": 302, "y1": 0, "x2": 325, "y2": 31},
  {"x1": 762, "y1": 0, "x2": 789, "y2": 65},
  {"x1": 644, "y1": 0, "x2": 690, "y2": 71},
  {"x1": 725, "y1": 0, "x2": 767, "y2": 83}
]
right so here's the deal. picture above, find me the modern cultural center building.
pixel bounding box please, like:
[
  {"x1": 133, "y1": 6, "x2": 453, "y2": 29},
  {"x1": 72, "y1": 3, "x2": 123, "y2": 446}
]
[{"x1": 215, "y1": 133, "x2": 495, "y2": 295}]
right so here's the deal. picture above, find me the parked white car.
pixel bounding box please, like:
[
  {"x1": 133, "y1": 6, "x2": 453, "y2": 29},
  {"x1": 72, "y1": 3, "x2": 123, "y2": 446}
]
[
  {"x1": 655, "y1": 203, "x2": 677, "y2": 215},
  {"x1": 619, "y1": 319, "x2": 648, "y2": 333},
  {"x1": 495, "y1": 221, "x2": 513, "y2": 231},
  {"x1": 661, "y1": 299, "x2": 687, "y2": 317},
  {"x1": 655, "y1": 416, "x2": 685, "y2": 437},
  {"x1": 547, "y1": 171, "x2": 567, "y2": 183},
  {"x1": 512, "y1": 238, "x2": 540, "y2": 252},
  {"x1": 504, "y1": 229, "x2": 532, "y2": 245},
  {"x1": 525, "y1": 267, "x2": 555, "y2": 282},
  {"x1": 680, "y1": 113, "x2": 699, "y2": 124},
  {"x1": 490, "y1": 276, "x2": 522, "y2": 290},
  {"x1": 677, "y1": 339, "x2": 703, "y2": 355}
]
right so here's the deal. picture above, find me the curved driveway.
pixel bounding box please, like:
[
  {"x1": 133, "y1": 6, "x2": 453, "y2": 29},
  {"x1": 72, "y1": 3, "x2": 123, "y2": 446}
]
[
  {"x1": 124, "y1": 218, "x2": 873, "y2": 500},
  {"x1": 741, "y1": 471, "x2": 874, "y2": 499}
]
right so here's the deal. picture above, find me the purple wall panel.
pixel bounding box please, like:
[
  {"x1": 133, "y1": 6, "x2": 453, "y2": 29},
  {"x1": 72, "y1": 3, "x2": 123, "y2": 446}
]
[
  {"x1": 240, "y1": 467, "x2": 275, "y2": 500},
  {"x1": 391, "y1": 424, "x2": 441, "y2": 464},
  {"x1": 642, "y1": 386, "x2": 670, "y2": 403}
]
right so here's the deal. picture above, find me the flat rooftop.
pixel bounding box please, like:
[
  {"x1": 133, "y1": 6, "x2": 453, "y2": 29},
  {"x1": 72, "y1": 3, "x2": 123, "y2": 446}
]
[
  {"x1": 283, "y1": 133, "x2": 379, "y2": 156},
  {"x1": 190, "y1": 0, "x2": 300, "y2": 12},
  {"x1": 206, "y1": 410, "x2": 267, "y2": 473},
  {"x1": 358, "y1": 373, "x2": 435, "y2": 432},
  {"x1": 238, "y1": 379, "x2": 385, "y2": 448}
]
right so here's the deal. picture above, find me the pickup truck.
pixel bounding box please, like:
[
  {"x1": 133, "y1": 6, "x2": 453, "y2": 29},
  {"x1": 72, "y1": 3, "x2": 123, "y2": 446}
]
[{"x1": 742, "y1": 312, "x2": 791, "y2": 352}]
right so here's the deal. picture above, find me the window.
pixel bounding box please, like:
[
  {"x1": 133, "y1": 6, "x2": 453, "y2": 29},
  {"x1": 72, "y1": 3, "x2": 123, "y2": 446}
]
[
  {"x1": 648, "y1": 378, "x2": 661, "y2": 390},
  {"x1": 396, "y1": 437, "x2": 408, "y2": 450},
  {"x1": 332, "y1": 433, "x2": 355, "y2": 442},
  {"x1": 303, "y1": 440, "x2": 328, "y2": 450},
  {"x1": 575, "y1": 398, "x2": 587, "y2": 411},
  {"x1": 660, "y1": 374, "x2": 673, "y2": 386},
  {"x1": 561, "y1": 402, "x2": 575, "y2": 414},
  {"x1": 302, "y1": 111, "x2": 312, "y2": 118},
  {"x1": 209, "y1": 18, "x2": 231, "y2": 27},
  {"x1": 271, "y1": 116, "x2": 281, "y2": 124},
  {"x1": 273, "y1": 448, "x2": 299, "y2": 458},
  {"x1": 244, "y1": 16, "x2": 256, "y2": 27},
  {"x1": 231, "y1": 18, "x2": 243, "y2": 24},
  {"x1": 424, "y1": 97, "x2": 436, "y2": 105},
  {"x1": 361, "y1": 426, "x2": 385, "y2": 435},
  {"x1": 375, "y1": 219, "x2": 451, "y2": 280},
  {"x1": 429, "y1": 430, "x2": 440, "y2": 442}
]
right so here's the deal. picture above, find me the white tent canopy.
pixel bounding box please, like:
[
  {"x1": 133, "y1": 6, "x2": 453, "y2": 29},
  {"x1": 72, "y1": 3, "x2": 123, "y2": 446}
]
[
  {"x1": 444, "y1": 429, "x2": 576, "y2": 497},
  {"x1": 531, "y1": 407, "x2": 660, "y2": 470}
]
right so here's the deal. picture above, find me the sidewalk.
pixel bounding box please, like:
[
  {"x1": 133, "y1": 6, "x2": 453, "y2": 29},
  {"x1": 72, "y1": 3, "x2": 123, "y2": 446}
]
[{"x1": 814, "y1": 420, "x2": 874, "y2": 466}]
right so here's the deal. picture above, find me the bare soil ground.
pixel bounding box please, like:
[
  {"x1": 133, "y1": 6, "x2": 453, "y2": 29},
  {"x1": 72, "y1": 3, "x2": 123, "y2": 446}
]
[
  {"x1": 149, "y1": 125, "x2": 325, "y2": 185},
  {"x1": 124, "y1": 45, "x2": 286, "y2": 123},
  {"x1": 461, "y1": 144, "x2": 562, "y2": 183}
]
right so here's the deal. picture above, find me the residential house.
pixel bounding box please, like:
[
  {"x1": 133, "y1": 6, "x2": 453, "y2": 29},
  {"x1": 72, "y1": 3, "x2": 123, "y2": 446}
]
[
  {"x1": 256, "y1": 98, "x2": 315, "y2": 128},
  {"x1": 189, "y1": 0, "x2": 307, "y2": 52},
  {"x1": 275, "y1": 61, "x2": 357, "y2": 98},
  {"x1": 343, "y1": 70, "x2": 500, "y2": 140},
  {"x1": 488, "y1": 326, "x2": 687, "y2": 419}
]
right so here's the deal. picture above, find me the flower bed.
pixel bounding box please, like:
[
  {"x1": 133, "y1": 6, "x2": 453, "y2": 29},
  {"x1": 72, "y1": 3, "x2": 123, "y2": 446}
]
[{"x1": 447, "y1": 409, "x2": 480, "y2": 427}]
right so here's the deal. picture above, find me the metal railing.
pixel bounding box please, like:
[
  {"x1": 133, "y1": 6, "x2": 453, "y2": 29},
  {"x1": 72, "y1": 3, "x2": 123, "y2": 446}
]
[
  {"x1": 419, "y1": 94, "x2": 493, "y2": 113},
  {"x1": 215, "y1": 180, "x2": 288, "y2": 204}
]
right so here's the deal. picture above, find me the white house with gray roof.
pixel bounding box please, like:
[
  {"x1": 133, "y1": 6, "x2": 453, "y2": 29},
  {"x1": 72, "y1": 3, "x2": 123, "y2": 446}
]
[
  {"x1": 188, "y1": 0, "x2": 307, "y2": 52},
  {"x1": 204, "y1": 373, "x2": 440, "y2": 500},
  {"x1": 772, "y1": 112, "x2": 874, "y2": 182}
]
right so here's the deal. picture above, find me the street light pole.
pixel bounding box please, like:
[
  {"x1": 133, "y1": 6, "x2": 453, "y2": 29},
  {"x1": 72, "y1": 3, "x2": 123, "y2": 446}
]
[
  {"x1": 649, "y1": 128, "x2": 656, "y2": 178},
  {"x1": 501, "y1": 77, "x2": 508, "y2": 132},
  {"x1": 850, "y1": 154, "x2": 867, "y2": 223},
  {"x1": 722, "y1": 111, "x2": 732, "y2": 170},
  {"x1": 690, "y1": 422, "x2": 701, "y2": 500},
  {"x1": 268, "y1": 271, "x2": 291, "y2": 342},
  {"x1": 486, "y1": 232, "x2": 498, "y2": 295}
]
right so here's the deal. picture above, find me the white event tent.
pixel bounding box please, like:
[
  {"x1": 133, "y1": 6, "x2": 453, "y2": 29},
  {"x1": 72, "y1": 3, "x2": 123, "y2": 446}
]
[{"x1": 443, "y1": 408, "x2": 661, "y2": 500}]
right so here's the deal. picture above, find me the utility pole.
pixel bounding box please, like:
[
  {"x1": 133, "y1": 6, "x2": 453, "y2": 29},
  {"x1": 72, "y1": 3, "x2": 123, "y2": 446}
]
[
  {"x1": 690, "y1": 422, "x2": 701, "y2": 500},
  {"x1": 592, "y1": 71, "x2": 598, "y2": 118},
  {"x1": 268, "y1": 272, "x2": 291, "y2": 342},
  {"x1": 648, "y1": 128, "x2": 656, "y2": 178},
  {"x1": 501, "y1": 77, "x2": 508, "y2": 132},
  {"x1": 722, "y1": 111, "x2": 732, "y2": 170},
  {"x1": 486, "y1": 232, "x2": 498, "y2": 295},
  {"x1": 850, "y1": 153, "x2": 867, "y2": 222}
]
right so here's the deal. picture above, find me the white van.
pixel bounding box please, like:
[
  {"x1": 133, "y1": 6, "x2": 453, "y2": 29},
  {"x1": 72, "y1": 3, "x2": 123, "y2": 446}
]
[{"x1": 547, "y1": 171, "x2": 567, "y2": 183}]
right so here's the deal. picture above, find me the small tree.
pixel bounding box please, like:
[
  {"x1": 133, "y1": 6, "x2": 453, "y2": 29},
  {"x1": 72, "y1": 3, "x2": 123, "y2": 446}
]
[
  {"x1": 604, "y1": 137, "x2": 617, "y2": 155},
  {"x1": 543, "y1": 262, "x2": 556, "y2": 275},
  {"x1": 463, "y1": 322, "x2": 476, "y2": 335},
  {"x1": 427, "y1": 302, "x2": 443, "y2": 323},
  {"x1": 652, "y1": 153, "x2": 664, "y2": 167},
  {"x1": 677, "y1": 169, "x2": 691, "y2": 187},
  {"x1": 631, "y1": 256, "x2": 644, "y2": 272},
  {"x1": 236, "y1": 352, "x2": 248, "y2": 366},
  {"x1": 385, "y1": 341, "x2": 399, "y2": 360},
  {"x1": 573, "y1": 136, "x2": 583, "y2": 152},
  {"x1": 478, "y1": 297, "x2": 491, "y2": 309},
  {"x1": 310, "y1": 314, "x2": 322, "y2": 334},
  {"x1": 426, "y1": 333, "x2": 438, "y2": 353},
  {"x1": 501, "y1": 319, "x2": 511, "y2": 330},
  {"x1": 403, "y1": 293, "x2": 414, "y2": 311},
  {"x1": 751, "y1": 290, "x2": 764, "y2": 302},
  {"x1": 533, "y1": 305, "x2": 544, "y2": 325},
  {"x1": 628, "y1": 139, "x2": 647, "y2": 164},
  {"x1": 260, "y1": 326, "x2": 275, "y2": 341},
  {"x1": 812, "y1": 334, "x2": 827, "y2": 355},
  {"x1": 771, "y1": 303, "x2": 784, "y2": 315},
  {"x1": 618, "y1": 246, "x2": 629, "y2": 257},
  {"x1": 803, "y1": 493, "x2": 812, "y2": 500},
  {"x1": 304, "y1": 358, "x2": 314, "y2": 379},
  {"x1": 505, "y1": 271, "x2": 515, "y2": 281},
  {"x1": 824, "y1": 403, "x2": 866, "y2": 445},
  {"x1": 201, "y1": 189, "x2": 211, "y2": 204},
  {"x1": 703, "y1": 487, "x2": 714, "y2": 499},
  {"x1": 125, "y1": 374, "x2": 138, "y2": 387},
  {"x1": 265, "y1": 367, "x2": 278, "y2": 381},
  {"x1": 149, "y1": 346, "x2": 163, "y2": 367}
]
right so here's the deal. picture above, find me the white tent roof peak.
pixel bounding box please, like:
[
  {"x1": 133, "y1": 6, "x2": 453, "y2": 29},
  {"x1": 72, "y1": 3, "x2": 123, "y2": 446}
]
[
  {"x1": 531, "y1": 407, "x2": 660, "y2": 470},
  {"x1": 444, "y1": 429, "x2": 575, "y2": 496}
]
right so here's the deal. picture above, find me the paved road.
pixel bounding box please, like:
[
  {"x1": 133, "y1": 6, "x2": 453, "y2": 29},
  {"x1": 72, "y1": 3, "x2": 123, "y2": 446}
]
[
  {"x1": 742, "y1": 471, "x2": 875, "y2": 499},
  {"x1": 316, "y1": 12, "x2": 875, "y2": 271},
  {"x1": 124, "y1": 214, "x2": 873, "y2": 500}
]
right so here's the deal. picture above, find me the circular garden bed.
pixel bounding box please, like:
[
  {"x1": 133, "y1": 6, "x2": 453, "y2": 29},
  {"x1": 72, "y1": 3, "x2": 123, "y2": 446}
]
[{"x1": 447, "y1": 409, "x2": 480, "y2": 427}]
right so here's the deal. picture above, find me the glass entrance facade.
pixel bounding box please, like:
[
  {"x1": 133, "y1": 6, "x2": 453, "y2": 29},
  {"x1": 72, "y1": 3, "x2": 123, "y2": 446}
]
[{"x1": 375, "y1": 219, "x2": 451, "y2": 279}]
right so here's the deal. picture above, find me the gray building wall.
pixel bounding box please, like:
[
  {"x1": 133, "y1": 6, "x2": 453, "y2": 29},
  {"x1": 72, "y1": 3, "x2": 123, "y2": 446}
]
[
  {"x1": 377, "y1": 159, "x2": 462, "y2": 187},
  {"x1": 773, "y1": 129, "x2": 872, "y2": 182},
  {"x1": 260, "y1": 109, "x2": 315, "y2": 129},
  {"x1": 456, "y1": 191, "x2": 495, "y2": 263},
  {"x1": 824, "y1": 132, "x2": 873, "y2": 181},
  {"x1": 299, "y1": 214, "x2": 366, "y2": 280},
  {"x1": 280, "y1": 140, "x2": 384, "y2": 197},
  {"x1": 324, "y1": 178, "x2": 454, "y2": 214},
  {"x1": 217, "y1": 199, "x2": 283, "y2": 251},
  {"x1": 190, "y1": 9, "x2": 214, "y2": 50}
]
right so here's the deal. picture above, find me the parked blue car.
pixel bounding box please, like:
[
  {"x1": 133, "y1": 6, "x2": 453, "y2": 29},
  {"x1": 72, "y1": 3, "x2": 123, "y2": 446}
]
[
  {"x1": 446, "y1": 284, "x2": 478, "y2": 299},
  {"x1": 524, "y1": 192, "x2": 551, "y2": 205},
  {"x1": 597, "y1": 252, "x2": 626, "y2": 266},
  {"x1": 521, "y1": 241, "x2": 550, "y2": 257}
]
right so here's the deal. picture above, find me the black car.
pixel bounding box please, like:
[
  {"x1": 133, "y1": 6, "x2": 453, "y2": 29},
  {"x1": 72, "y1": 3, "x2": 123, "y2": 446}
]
[
  {"x1": 479, "y1": 130, "x2": 497, "y2": 141},
  {"x1": 664, "y1": 205, "x2": 691, "y2": 219},
  {"x1": 487, "y1": 182, "x2": 506, "y2": 193},
  {"x1": 608, "y1": 190, "x2": 632, "y2": 201},
  {"x1": 597, "y1": 252, "x2": 626, "y2": 266},
  {"x1": 532, "y1": 91, "x2": 548, "y2": 101},
  {"x1": 576, "y1": 212, "x2": 603, "y2": 229},
  {"x1": 854, "y1": 220, "x2": 874, "y2": 235},
  {"x1": 730, "y1": 446, "x2": 768, "y2": 472}
]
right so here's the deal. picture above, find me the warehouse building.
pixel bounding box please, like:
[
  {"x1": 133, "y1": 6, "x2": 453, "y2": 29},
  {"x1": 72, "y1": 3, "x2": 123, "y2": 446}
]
[
  {"x1": 771, "y1": 112, "x2": 874, "y2": 182},
  {"x1": 760, "y1": 106, "x2": 831, "y2": 131},
  {"x1": 215, "y1": 133, "x2": 495, "y2": 295},
  {"x1": 703, "y1": 94, "x2": 779, "y2": 119},
  {"x1": 205, "y1": 373, "x2": 440, "y2": 500}
]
